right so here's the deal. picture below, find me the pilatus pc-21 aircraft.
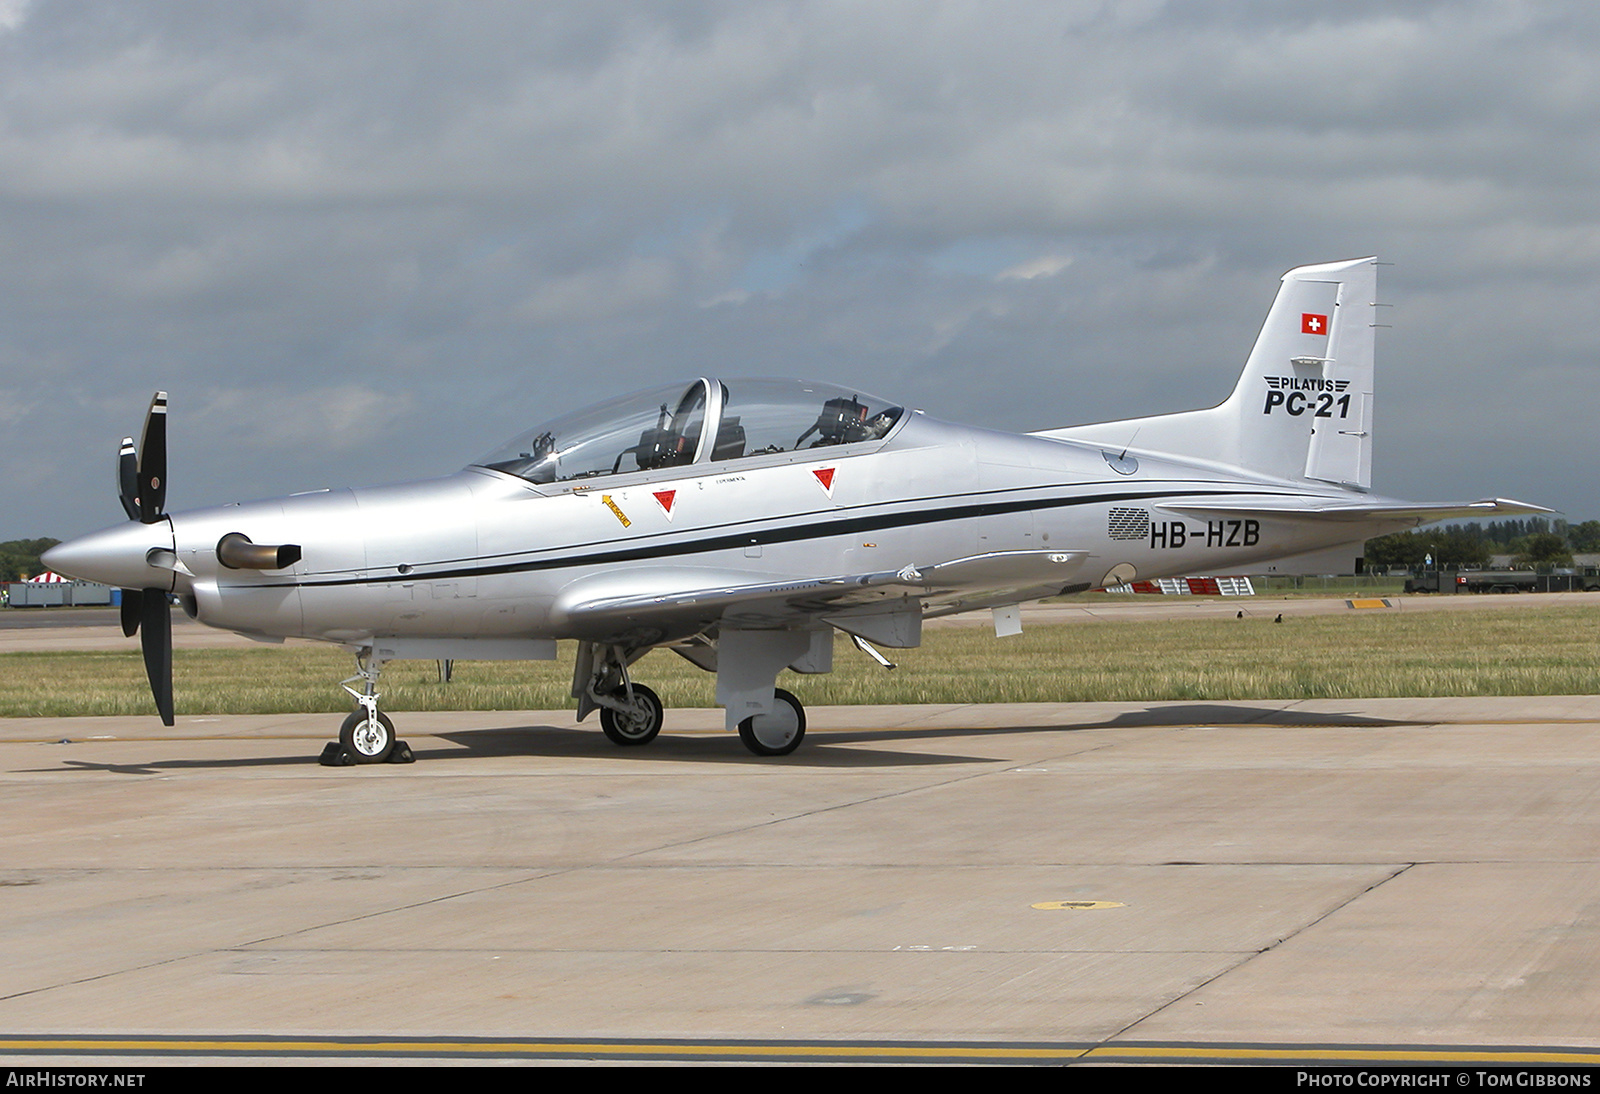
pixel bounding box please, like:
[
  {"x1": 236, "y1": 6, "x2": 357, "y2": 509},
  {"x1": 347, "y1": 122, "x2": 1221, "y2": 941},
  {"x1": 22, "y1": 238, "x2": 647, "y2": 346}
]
[{"x1": 46, "y1": 257, "x2": 1542, "y2": 762}]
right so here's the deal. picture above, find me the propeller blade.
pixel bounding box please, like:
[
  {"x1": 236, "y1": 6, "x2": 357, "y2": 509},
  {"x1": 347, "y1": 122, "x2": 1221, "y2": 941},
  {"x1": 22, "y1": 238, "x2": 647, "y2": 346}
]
[
  {"x1": 117, "y1": 437, "x2": 139, "y2": 521},
  {"x1": 137, "y1": 392, "x2": 168, "y2": 524},
  {"x1": 139, "y1": 588, "x2": 174, "y2": 726},
  {"x1": 119, "y1": 588, "x2": 142, "y2": 638}
]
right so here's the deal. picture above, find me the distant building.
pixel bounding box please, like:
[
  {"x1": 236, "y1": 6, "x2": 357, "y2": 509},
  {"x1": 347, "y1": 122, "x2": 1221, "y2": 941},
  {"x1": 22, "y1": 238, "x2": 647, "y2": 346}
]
[{"x1": 3, "y1": 574, "x2": 115, "y2": 607}]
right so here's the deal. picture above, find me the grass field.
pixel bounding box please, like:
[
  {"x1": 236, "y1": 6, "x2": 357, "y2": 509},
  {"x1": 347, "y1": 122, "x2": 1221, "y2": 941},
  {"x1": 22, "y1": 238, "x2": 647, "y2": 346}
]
[{"x1": 3, "y1": 603, "x2": 1596, "y2": 718}]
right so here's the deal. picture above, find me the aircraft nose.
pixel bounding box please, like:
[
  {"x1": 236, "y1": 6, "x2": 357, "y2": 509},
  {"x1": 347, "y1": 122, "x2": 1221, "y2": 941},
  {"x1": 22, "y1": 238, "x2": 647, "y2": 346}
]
[{"x1": 43, "y1": 521, "x2": 176, "y2": 591}]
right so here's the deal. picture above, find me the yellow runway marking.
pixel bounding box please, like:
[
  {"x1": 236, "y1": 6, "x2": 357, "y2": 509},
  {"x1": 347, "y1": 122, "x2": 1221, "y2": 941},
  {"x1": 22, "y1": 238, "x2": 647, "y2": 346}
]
[
  {"x1": 0, "y1": 1037, "x2": 1086, "y2": 1063},
  {"x1": 4, "y1": 1036, "x2": 1599, "y2": 1065},
  {"x1": 1085, "y1": 1044, "x2": 1600, "y2": 1065}
]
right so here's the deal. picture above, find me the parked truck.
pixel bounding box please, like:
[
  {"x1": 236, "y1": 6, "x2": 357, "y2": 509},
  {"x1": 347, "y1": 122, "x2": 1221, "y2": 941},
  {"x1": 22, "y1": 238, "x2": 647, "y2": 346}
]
[{"x1": 1404, "y1": 570, "x2": 1598, "y2": 594}]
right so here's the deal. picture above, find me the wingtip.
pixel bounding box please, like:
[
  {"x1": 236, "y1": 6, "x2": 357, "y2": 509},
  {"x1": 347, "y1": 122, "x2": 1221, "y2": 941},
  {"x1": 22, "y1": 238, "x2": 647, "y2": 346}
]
[{"x1": 1482, "y1": 497, "x2": 1556, "y2": 516}]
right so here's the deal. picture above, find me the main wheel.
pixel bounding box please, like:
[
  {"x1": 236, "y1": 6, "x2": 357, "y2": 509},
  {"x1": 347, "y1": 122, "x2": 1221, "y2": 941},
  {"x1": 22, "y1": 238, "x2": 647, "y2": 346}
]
[
  {"x1": 738, "y1": 688, "x2": 806, "y2": 757},
  {"x1": 600, "y1": 683, "x2": 664, "y2": 746},
  {"x1": 339, "y1": 709, "x2": 396, "y2": 764}
]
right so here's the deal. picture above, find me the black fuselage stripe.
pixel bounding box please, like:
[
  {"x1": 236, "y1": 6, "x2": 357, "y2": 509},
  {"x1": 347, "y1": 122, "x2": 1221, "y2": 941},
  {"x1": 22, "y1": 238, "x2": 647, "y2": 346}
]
[
  {"x1": 255, "y1": 486, "x2": 1293, "y2": 591},
  {"x1": 449, "y1": 475, "x2": 1235, "y2": 570}
]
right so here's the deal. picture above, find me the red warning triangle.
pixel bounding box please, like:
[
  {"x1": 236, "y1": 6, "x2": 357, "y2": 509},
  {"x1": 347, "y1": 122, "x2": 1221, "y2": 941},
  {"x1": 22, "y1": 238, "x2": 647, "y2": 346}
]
[
  {"x1": 812, "y1": 467, "x2": 835, "y2": 495},
  {"x1": 653, "y1": 489, "x2": 676, "y2": 519}
]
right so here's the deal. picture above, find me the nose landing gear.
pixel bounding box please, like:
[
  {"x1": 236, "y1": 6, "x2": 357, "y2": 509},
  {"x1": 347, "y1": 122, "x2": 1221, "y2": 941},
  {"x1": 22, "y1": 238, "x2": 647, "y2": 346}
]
[{"x1": 319, "y1": 650, "x2": 415, "y2": 766}]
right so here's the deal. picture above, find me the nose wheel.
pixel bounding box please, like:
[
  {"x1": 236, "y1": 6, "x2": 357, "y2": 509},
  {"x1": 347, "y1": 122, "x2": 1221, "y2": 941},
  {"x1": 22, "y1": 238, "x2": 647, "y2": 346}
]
[
  {"x1": 339, "y1": 709, "x2": 396, "y2": 763},
  {"x1": 737, "y1": 688, "x2": 806, "y2": 756}
]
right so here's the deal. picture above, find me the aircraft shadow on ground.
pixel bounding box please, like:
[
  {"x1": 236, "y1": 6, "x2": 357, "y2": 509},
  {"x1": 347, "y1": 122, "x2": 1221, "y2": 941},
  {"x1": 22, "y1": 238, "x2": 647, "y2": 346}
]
[
  {"x1": 36, "y1": 703, "x2": 1426, "y2": 775},
  {"x1": 37, "y1": 734, "x2": 969, "y2": 772},
  {"x1": 430, "y1": 701, "x2": 1424, "y2": 766},
  {"x1": 426, "y1": 726, "x2": 974, "y2": 768}
]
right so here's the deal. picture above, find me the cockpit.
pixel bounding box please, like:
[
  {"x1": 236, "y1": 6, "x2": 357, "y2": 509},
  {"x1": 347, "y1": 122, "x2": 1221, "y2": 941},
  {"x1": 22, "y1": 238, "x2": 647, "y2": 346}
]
[{"x1": 474, "y1": 378, "x2": 906, "y2": 486}]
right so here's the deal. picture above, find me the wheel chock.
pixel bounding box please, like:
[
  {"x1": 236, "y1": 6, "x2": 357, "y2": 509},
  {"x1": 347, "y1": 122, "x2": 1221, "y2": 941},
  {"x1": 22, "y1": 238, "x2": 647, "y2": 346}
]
[
  {"x1": 318, "y1": 741, "x2": 355, "y2": 766},
  {"x1": 319, "y1": 739, "x2": 414, "y2": 765}
]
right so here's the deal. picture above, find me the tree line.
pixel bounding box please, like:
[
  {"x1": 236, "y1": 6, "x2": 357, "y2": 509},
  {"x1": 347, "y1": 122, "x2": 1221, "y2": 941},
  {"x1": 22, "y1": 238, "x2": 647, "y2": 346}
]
[
  {"x1": 0, "y1": 538, "x2": 61, "y2": 583},
  {"x1": 1364, "y1": 519, "x2": 1600, "y2": 570}
]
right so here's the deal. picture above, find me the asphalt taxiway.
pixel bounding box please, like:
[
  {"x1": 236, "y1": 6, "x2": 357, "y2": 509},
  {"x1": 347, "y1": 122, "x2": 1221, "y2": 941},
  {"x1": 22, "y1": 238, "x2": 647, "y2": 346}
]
[{"x1": 2, "y1": 598, "x2": 1598, "y2": 1065}]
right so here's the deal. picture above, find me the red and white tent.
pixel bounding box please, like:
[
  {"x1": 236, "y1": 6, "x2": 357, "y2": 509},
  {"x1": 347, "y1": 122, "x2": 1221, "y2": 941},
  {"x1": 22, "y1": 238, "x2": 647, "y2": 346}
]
[{"x1": 24, "y1": 571, "x2": 69, "y2": 583}]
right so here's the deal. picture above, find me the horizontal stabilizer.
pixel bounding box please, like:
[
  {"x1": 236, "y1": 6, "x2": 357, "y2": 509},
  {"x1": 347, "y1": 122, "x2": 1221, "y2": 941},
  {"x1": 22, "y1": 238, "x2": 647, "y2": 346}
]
[{"x1": 1162, "y1": 495, "x2": 1551, "y2": 524}]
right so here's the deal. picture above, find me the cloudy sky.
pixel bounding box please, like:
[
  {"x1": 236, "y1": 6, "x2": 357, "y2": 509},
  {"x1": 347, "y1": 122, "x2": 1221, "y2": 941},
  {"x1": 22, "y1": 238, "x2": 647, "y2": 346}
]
[{"x1": 4, "y1": 0, "x2": 1598, "y2": 541}]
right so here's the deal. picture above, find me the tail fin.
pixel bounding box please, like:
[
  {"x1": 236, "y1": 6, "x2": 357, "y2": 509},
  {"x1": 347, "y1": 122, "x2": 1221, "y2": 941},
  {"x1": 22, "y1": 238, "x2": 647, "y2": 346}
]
[{"x1": 1039, "y1": 257, "x2": 1379, "y2": 489}]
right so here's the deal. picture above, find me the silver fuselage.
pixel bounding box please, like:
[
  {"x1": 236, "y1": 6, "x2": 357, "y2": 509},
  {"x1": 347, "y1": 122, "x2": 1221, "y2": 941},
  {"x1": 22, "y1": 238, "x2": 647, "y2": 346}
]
[{"x1": 52, "y1": 410, "x2": 1407, "y2": 653}]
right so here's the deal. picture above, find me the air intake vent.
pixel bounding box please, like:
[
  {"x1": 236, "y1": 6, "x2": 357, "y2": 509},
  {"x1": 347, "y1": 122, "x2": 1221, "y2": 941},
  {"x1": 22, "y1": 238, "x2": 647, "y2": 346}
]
[{"x1": 1108, "y1": 507, "x2": 1150, "y2": 541}]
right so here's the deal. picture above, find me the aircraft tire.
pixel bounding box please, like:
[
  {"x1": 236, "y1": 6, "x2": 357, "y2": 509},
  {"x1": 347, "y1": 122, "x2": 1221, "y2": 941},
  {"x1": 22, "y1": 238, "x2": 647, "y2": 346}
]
[
  {"x1": 339, "y1": 710, "x2": 396, "y2": 764},
  {"x1": 600, "y1": 684, "x2": 664, "y2": 746},
  {"x1": 738, "y1": 688, "x2": 806, "y2": 757}
]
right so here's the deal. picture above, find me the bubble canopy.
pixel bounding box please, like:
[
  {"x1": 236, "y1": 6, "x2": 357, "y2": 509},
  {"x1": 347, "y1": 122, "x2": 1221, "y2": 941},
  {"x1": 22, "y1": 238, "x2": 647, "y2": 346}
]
[{"x1": 474, "y1": 378, "x2": 906, "y2": 485}]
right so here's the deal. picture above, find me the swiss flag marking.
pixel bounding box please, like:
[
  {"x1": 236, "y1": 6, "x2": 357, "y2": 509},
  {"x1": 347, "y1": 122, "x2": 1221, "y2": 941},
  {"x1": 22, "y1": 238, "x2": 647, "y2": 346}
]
[
  {"x1": 1301, "y1": 313, "x2": 1328, "y2": 335},
  {"x1": 653, "y1": 489, "x2": 676, "y2": 518},
  {"x1": 812, "y1": 467, "x2": 835, "y2": 495}
]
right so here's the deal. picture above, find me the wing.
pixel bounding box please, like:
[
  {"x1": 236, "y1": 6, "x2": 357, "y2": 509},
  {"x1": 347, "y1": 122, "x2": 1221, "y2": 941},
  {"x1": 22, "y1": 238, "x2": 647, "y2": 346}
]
[{"x1": 550, "y1": 549, "x2": 1091, "y2": 644}]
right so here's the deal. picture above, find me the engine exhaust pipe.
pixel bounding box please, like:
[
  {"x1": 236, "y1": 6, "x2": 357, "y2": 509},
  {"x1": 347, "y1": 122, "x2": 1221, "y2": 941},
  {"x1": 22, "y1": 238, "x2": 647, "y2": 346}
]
[{"x1": 216, "y1": 533, "x2": 303, "y2": 570}]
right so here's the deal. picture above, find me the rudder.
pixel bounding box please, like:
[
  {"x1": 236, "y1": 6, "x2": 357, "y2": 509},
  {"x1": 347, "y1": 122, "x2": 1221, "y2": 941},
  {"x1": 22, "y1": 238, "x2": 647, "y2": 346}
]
[{"x1": 1226, "y1": 256, "x2": 1377, "y2": 488}]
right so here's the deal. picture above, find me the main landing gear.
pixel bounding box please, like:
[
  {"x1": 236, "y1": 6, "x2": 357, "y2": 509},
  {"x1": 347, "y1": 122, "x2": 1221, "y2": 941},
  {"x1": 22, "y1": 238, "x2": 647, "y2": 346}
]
[
  {"x1": 599, "y1": 681, "x2": 804, "y2": 756},
  {"x1": 578, "y1": 643, "x2": 807, "y2": 758}
]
